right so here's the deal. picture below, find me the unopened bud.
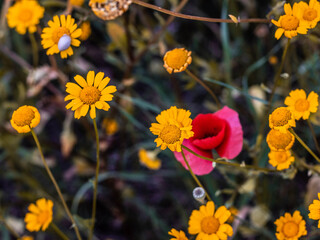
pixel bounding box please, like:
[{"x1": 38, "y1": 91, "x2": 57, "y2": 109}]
[{"x1": 193, "y1": 187, "x2": 206, "y2": 204}]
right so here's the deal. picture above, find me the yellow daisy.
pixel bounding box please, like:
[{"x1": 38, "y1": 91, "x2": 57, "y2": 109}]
[
  {"x1": 24, "y1": 198, "x2": 53, "y2": 232},
  {"x1": 298, "y1": 0, "x2": 320, "y2": 29},
  {"x1": 268, "y1": 150, "x2": 295, "y2": 170},
  {"x1": 274, "y1": 211, "x2": 307, "y2": 240},
  {"x1": 284, "y1": 89, "x2": 319, "y2": 120},
  {"x1": 6, "y1": 0, "x2": 44, "y2": 35},
  {"x1": 70, "y1": 0, "x2": 84, "y2": 7},
  {"x1": 271, "y1": 3, "x2": 308, "y2": 39},
  {"x1": 65, "y1": 71, "x2": 117, "y2": 119},
  {"x1": 309, "y1": 193, "x2": 320, "y2": 228},
  {"x1": 149, "y1": 106, "x2": 194, "y2": 152},
  {"x1": 269, "y1": 107, "x2": 296, "y2": 133},
  {"x1": 169, "y1": 228, "x2": 188, "y2": 240},
  {"x1": 188, "y1": 201, "x2": 233, "y2": 240},
  {"x1": 266, "y1": 129, "x2": 295, "y2": 151},
  {"x1": 102, "y1": 117, "x2": 119, "y2": 135},
  {"x1": 163, "y1": 48, "x2": 192, "y2": 74},
  {"x1": 79, "y1": 21, "x2": 91, "y2": 41},
  {"x1": 41, "y1": 15, "x2": 82, "y2": 59},
  {"x1": 20, "y1": 237, "x2": 34, "y2": 240},
  {"x1": 138, "y1": 148, "x2": 161, "y2": 170},
  {"x1": 10, "y1": 105, "x2": 40, "y2": 133}
]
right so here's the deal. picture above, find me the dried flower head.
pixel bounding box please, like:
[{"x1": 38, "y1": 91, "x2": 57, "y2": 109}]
[
  {"x1": 268, "y1": 150, "x2": 295, "y2": 170},
  {"x1": 163, "y1": 48, "x2": 192, "y2": 74},
  {"x1": 269, "y1": 107, "x2": 295, "y2": 133},
  {"x1": 11, "y1": 105, "x2": 40, "y2": 133},
  {"x1": 267, "y1": 129, "x2": 295, "y2": 151},
  {"x1": 89, "y1": 0, "x2": 132, "y2": 20}
]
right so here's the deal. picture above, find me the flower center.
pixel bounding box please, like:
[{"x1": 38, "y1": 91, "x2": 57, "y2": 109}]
[
  {"x1": 283, "y1": 221, "x2": 299, "y2": 238},
  {"x1": 52, "y1": 27, "x2": 70, "y2": 44},
  {"x1": 201, "y1": 216, "x2": 220, "y2": 234},
  {"x1": 37, "y1": 211, "x2": 50, "y2": 225},
  {"x1": 12, "y1": 106, "x2": 35, "y2": 127},
  {"x1": 267, "y1": 129, "x2": 294, "y2": 150},
  {"x1": 19, "y1": 9, "x2": 33, "y2": 22},
  {"x1": 275, "y1": 151, "x2": 288, "y2": 163},
  {"x1": 303, "y1": 8, "x2": 317, "y2": 21},
  {"x1": 281, "y1": 15, "x2": 299, "y2": 31},
  {"x1": 79, "y1": 86, "x2": 101, "y2": 105},
  {"x1": 270, "y1": 108, "x2": 292, "y2": 127},
  {"x1": 159, "y1": 125, "x2": 181, "y2": 144},
  {"x1": 166, "y1": 49, "x2": 189, "y2": 69},
  {"x1": 295, "y1": 99, "x2": 310, "y2": 112}
]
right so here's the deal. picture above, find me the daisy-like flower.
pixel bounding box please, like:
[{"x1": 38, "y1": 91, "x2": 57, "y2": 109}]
[
  {"x1": 79, "y1": 21, "x2": 91, "y2": 41},
  {"x1": 89, "y1": 0, "x2": 132, "y2": 20},
  {"x1": 102, "y1": 117, "x2": 119, "y2": 135},
  {"x1": 24, "y1": 198, "x2": 53, "y2": 232},
  {"x1": 271, "y1": 3, "x2": 308, "y2": 39},
  {"x1": 269, "y1": 107, "x2": 296, "y2": 133},
  {"x1": 274, "y1": 211, "x2": 307, "y2": 240},
  {"x1": 298, "y1": 0, "x2": 320, "y2": 29},
  {"x1": 6, "y1": 0, "x2": 44, "y2": 35},
  {"x1": 169, "y1": 228, "x2": 188, "y2": 240},
  {"x1": 266, "y1": 129, "x2": 295, "y2": 151},
  {"x1": 188, "y1": 201, "x2": 233, "y2": 240},
  {"x1": 163, "y1": 48, "x2": 192, "y2": 74},
  {"x1": 268, "y1": 150, "x2": 295, "y2": 170},
  {"x1": 70, "y1": 0, "x2": 84, "y2": 6},
  {"x1": 11, "y1": 105, "x2": 40, "y2": 133},
  {"x1": 149, "y1": 106, "x2": 194, "y2": 152},
  {"x1": 308, "y1": 193, "x2": 320, "y2": 228},
  {"x1": 21, "y1": 237, "x2": 34, "y2": 240},
  {"x1": 284, "y1": 89, "x2": 319, "y2": 120},
  {"x1": 138, "y1": 148, "x2": 161, "y2": 170},
  {"x1": 227, "y1": 207, "x2": 239, "y2": 224},
  {"x1": 41, "y1": 15, "x2": 82, "y2": 59},
  {"x1": 65, "y1": 71, "x2": 117, "y2": 119}
]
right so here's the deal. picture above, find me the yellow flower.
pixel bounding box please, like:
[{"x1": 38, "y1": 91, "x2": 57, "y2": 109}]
[
  {"x1": 70, "y1": 0, "x2": 84, "y2": 6},
  {"x1": 298, "y1": 0, "x2": 320, "y2": 29},
  {"x1": 20, "y1": 237, "x2": 34, "y2": 240},
  {"x1": 102, "y1": 118, "x2": 119, "y2": 135},
  {"x1": 24, "y1": 198, "x2": 53, "y2": 232},
  {"x1": 284, "y1": 89, "x2": 319, "y2": 120},
  {"x1": 266, "y1": 129, "x2": 295, "y2": 151},
  {"x1": 227, "y1": 207, "x2": 238, "y2": 224},
  {"x1": 65, "y1": 71, "x2": 117, "y2": 119},
  {"x1": 308, "y1": 193, "x2": 320, "y2": 228},
  {"x1": 41, "y1": 15, "x2": 82, "y2": 59},
  {"x1": 79, "y1": 21, "x2": 91, "y2": 41},
  {"x1": 271, "y1": 3, "x2": 308, "y2": 39},
  {"x1": 269, "y1": 56, "x2": 278, "y2": 65},
  {"x1": 163, "y1": 48, "x2": 192, "y2": 74},
  {"x1": 138, "y1": 148, "x2": 161, "y2": 170},
  {"x1": 268, "y1": 150, "x2": 295, "y2": 170},
  {"x1": 169, "y1": 228, "x2": 188, "y2": 240},
  {"x1": 274, "y1": 211, "x2": 307, "y2": 240},
  {"x1": 149, "y1": 106, "x2": 194, "y2": 152},
  {"x1": 89, "y1": 0, "x2": 132, "y2": 20},
  {"x1": 269, "y1": 107, "x2": 296, "y2": 133},
  {"x1": 6, "y1": 0, "x2": 44, "y2": 35},
  {"x1": 11, "y1": 105, "x2": 40, "y2": 133},
  {"x1": 188, "y1": 201, "x2": 233, "y2": 240}
]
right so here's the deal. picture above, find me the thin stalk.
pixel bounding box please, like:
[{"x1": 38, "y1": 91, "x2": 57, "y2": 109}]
[
  {"x1": 290, "y1": 128, "x2": 320, "y2": 164},
  {"x1": 185, "y1": 69, "x2": 221, "y2": 109},
  {"x1": 88, "y1": 118, "x2": 100, "y2": 240},
  {"x1": 51, "y1": 223, "x2": 70, "y2": 240},
  {"x1": 181, "y1": 149, "x2": 212, "y2": 201},
  {"x1": 0, "y1": 215, "x2": 20, "y2": 239},
  {"x1": 29, "y1": 33, "x2": 38, "y2": 67},
  {"x1": 181, "y1": 145, "x2": 279, "y2": 173},
  {"x1": 132, "y1": 0, "x2": 270, "y2": 23},
  {"x1": 30, "y1": 129, "x2": 82, "y2": 240},
  {"x1": 307, "y1": 119, "x2": 320, "y2": 154}
]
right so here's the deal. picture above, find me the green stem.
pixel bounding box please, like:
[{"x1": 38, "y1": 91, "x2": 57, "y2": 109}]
[
  {"x1": 29, "y1": 33, "x2": 38, "y2": 67},
  {"x1": 307, "y1": 119, "x2": 320, "y2": 154},
  {"x1": 181, "y1": 145, "x2": 279, "y2": 173},
  {"x1": 30, "y1": 129, "x2": 82, "y2": 240},
  {"x1": 88, "y1": 118, "x2": 100, "y2": 240},
  {"x1": 51, "y1": 223, "x2": 70, "y2": 240},
  {"x1": 290, "y1": 128, "x2": 320, "y2": 164},
  {"x1": 181, "y1": 149, "x2": 212, "y2": 201}
]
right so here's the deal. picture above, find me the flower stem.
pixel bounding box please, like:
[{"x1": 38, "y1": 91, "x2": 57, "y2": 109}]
[
  {"x1": 0, "y1": 214, "x2": 20, "y2": 239},
  {"x1": 29, "y1": 33, "x2": 38, "y2": 67},
  {"x1": 181, "y1": 145, "x2": 279, "y2": 173},
  {"x1": 307, "y1": 119, "x2": 320, "y2": 154},
  {"x1": 30, "y1": 129, "x2": 82, "y2": 240},
  {"x1": 185, "y1": 69, "x2": 221, "y2": 109},
  {"x1": 181, "y1": 149, "x2": 212, "y2": 201},
  {"x1": 289, "y1": 128, "x2": 320, "y2": 164},
  {"x1": 51, "y1": 222, "x2": 70, "y2": 240},
  {"x1": 132, "y1": 0, "x2": 270, "y2": 23},
  {"x1": 88, "y1": 118, "x2": 100, "y2": 240}
]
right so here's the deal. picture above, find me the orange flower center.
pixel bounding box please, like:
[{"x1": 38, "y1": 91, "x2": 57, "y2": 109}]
[
  {"x1": 52, "y1": 27, "x2": 70, "y2": 44},
  {"x1": 303, "y1": 8, "x2": 317, "y2": 21},
  {"x1": 12, "y1": 106, "x2": 35, "y2": 127},
  {"x1": 283, "y1": 221, "x2": 299, "y2": 238},
  {"x1": 165, "y1": 49, "x2": 189, "y2": 69},
  {"x1": 274, "y1": 151, "x2": 288, "y2": 163},
  {"x1": 19, "y1": 9, "x2": 33, "y2": 22},
  {"x1": 270, "y1": 108, "x2": 292, "y2": 127},
  {"x1": 79, "y1": 86, "x2": 101, "y2": 105},
  {"x1": 281, "y1": 15, "x2": 299, "y2": 31},
  {"x1": 295, "y1": 99, "x2": 310, "y2": 112},
  {"x1": 37, "y1": 211, "x2": 50, "y2": 225},
  {"x1": 159, "y1": 125, "x2": 181, "y2": 144},
  {"x1": 267, "y1": 129, "x2": 294, "y2": 150},
  {"x1": 201, "y1": 216, "x2": 220, "y2": 234}
]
